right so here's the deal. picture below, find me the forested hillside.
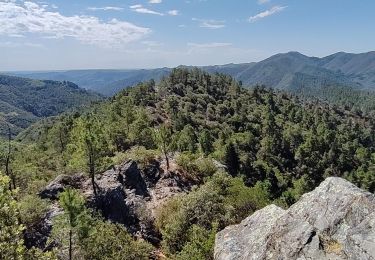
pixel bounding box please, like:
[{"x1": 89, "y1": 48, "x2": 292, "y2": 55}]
[
  {"x1": 1, "y1": 68, "x2": 374, "y2": 259},
  {"x1": 11, "y1": 68, "x2": 171, "y2": 96},
  {"x1": 9, "y1": 52, "x2": 375, "y2": 117},
  {"x1": 10, "y1": 51, "x2": 375, "y2": 98},
  {"x1": 0, "y1": 74, "x2": 102, "y2": 137}
]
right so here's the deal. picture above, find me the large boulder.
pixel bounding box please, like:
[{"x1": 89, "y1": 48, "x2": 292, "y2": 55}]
[{"x1": 215, "y1": 177, "x2": 375, "y2": 260}]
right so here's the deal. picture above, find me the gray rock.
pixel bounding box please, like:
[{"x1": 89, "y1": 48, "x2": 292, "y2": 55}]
[
  {"x1": 215, "y1": 177, "x2": 375, "y2": 260},
  {"x1": 39, "y1": 159, "x2": 191, "y2": 245},
  {"x1": 39, "y1": 173, "x2": 85, "y2": 200},
  {"x1": 24, "y1": 203, "x2": 63, "y2": 250}
]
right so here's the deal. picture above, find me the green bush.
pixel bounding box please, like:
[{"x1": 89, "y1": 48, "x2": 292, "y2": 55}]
[
  {"x1": 157, "y1": 172, "x2": 270, "y2": 258},
  {"x1": 176, "y1": 224, "x2": 217, "y2": 260},
  {"x1": 80, "y1": 221, "x2": 153, "y2": 260},
  {"x1": 195, "y1": 158, "x2": 217, "y2": 179},
  {"x1": 19, "y1": 195, "x2": 49, "y2": 227}
]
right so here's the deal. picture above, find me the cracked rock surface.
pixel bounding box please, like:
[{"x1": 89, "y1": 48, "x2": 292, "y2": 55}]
[{"x1": 215, "y1": 177, "x2": 375, "y2": 260}]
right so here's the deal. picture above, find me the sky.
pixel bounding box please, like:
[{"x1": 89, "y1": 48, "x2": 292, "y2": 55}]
[{"x1": 0, "y1": 0, "x2": 374, "y2": 71}]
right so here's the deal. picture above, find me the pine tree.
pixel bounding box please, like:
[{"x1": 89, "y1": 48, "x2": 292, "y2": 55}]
[
  {"x1": 68, "y1": 114, "x2": 109, "y2": 196},
  {"x1": 199, "y1": 129, "x2": 214, "y2": 156},
  {"x1": 224, "y1": 142, "x2": 240, "y2": 176},
  {"x1": 0, "y1": 173, "x2": 54, "y2": 259},
  {"x1": 0, "y1": 174, "x2": 25, "y2": 259},
  {"x1": 155, "y1": 124, "x2": 173, "y2": 170},
  {"x1": 58, "y1": 188, "x2": 85, "y2": 260}
]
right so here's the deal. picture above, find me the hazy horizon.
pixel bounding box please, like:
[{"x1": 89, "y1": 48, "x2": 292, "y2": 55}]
[
  {"x1": 1, "y1": 0, "x2": 375, "y2": 71},
  {"x1": 2, "y1": 50, "x2": 374, "y2": 73}
]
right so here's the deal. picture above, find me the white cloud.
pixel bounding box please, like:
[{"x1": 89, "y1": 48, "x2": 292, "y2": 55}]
[
  {"x1": 88, "y1": 6, "x2": 124, "y2": 11},
  {"x1": 149, "y1": 0, "x2": 162, "y2": 3},
  {"x1": 258, "y1": 0, "x2": 270, "y2": 4},
  {"x1": 0, "y1": 1, "x2": 150, "y2": 47},
  {"x1": 188, "y1": 42, "x2": 232, "y2": 48},
  {"x1": 249, "y1": 5, "x2": 287, "y2": 22},
  {"x1": 192, "y1": 18, "x2": 225, "y2": 29},
  {"x1": 130, "y1": 4, "x2": 164, "y2": 16},
  {"x1": 168, "y1": 10, "x2": 179, "y2": 16},
  {"x1": 0, "y1": 41, "x2": 44, "y2": 48},
  {"x1": 142, "y1": 41, "x2": 163, "y2": 47},
  {"x1": 130, "y1": 4, "x2": 143, "y2": 9}
]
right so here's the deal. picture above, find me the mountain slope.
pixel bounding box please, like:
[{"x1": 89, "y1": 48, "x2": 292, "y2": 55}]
[
  {"x1": 236, "y1": 52, "x2": 358, "y2": 89},
  {"x1": 6, "y1": 51, "x2": 375, "y2": 97},
  {"x1": 11, "y1": 68, "x2": 172, "y2": 96},
  {"x1": 0, "y1": 74, "x2": 102, "y2": 137},
  {"x1": 6, "y1": 68, "x2": 375, "y2": 258},
  {"x1": 319, "y1": 51, "x2": 375, "y2": 88}
]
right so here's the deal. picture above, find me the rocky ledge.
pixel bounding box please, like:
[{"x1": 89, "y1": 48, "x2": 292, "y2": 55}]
[
  {"x1": 29, "y1": 158, "x2": 195, "y2": 250},
  {"x1": 215, "y1": 177, "x2": 375, "y2": 260}
]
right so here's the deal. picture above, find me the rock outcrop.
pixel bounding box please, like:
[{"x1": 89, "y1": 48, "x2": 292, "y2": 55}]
[
  {"x1": 37, "y1": 158, "x2": 194, "y2": 246},
  {"x1": 215, "y1": 177, "x2": 375, "y2": 260},
  {"x1": 24, "y1": 203, "x2": 63, "y2": 250},
  {"x1": 39, "y1": 173, "x2": 85, "y2": 200}
]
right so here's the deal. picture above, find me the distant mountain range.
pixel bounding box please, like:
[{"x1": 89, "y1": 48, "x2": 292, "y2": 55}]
[
  {"x1": 212, "y1": 51, "x2": 375, "y2": 91},
  {"x1": 10, "y1": 68, "x2": 172, "y2": 96},
  {"x1": 7, "y1": 51, "x2": 375, "y2": 97},
  {"x1": 0, "y1": 74, "x2": 102, "y2": 137}
]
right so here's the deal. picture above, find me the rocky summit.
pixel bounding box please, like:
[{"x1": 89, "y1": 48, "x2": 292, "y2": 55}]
[
  {"x1": 214, "y1": 177, "x2": 375, "y2": 260},
  {"x1": 32, "y1": 158, "x2": 194, "y2": 250}
]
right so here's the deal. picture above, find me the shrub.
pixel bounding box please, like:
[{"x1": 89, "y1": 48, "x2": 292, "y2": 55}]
[
  {"x1": 195, "y1": 158, "x2": 217, "y2": 179},
  {"x1": 80, "y1": 221, "x2": 154, "y2": 260},
  {"x1": 19, "y1": 195, "x2": 49, "y2": 227}
]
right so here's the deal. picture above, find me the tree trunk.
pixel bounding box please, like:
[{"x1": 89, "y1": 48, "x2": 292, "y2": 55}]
[
  {"x1": 5, "y1": 125, "x2": 12, "y2": 190},
  {"x1": 165, "y1": 152, "x2": 170, "y2": 170},
  {"x1": 69, "y1": 228, "x2": 72, "y2": 260},
  {"x1": 91, "y1": 171, "x2": 97, "y2": 196},
  {"x1": 10, "y1": 171, "x2": 16, "y2": 190},
  {"x1": 89, "y1": 153, "x2": 97, "y2": 196}
]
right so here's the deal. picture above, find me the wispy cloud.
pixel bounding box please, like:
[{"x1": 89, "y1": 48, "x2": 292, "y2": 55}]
[
  {"x1": 192, "y1": 18, "x2": 225, "y2": 29},
  {"x1": 0, "y1": 1, "x2": 150, "y2": 47},
  {"x1": 88, "y1": 6, "x2": 124, "y2": 11},
  {"x1": 142, "y1": 41, "x2": 163, "y2": 47},
  {"x1": 168, "y1": 10, "x2": 179, "y2": 16},
  {"x1": 130, "y1": 4, "x2": 164, "y2": 16},
  {"x1": 188, "y1": 42, "x2": 232, "y2": 48},
  {"x1": 249, "y1": 5, "x2": 287, "y2": 23},
  {"x1": 149, "y1": 0, "x2": 162, "y2": 3},
  {"x1": 257, "y1": 0, "x2": 270, "y2": 4},
  {"x1": 0, "y1": 41, "x2": 44, "y2": 48}
]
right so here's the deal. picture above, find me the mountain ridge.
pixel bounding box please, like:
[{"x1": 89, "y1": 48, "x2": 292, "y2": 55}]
[
  {"x1": 0, "y1": 74, "x2": 102, "y2": 137},
  {"x1": 6, "y1": 51, "x2": 375, "y2": 96}
]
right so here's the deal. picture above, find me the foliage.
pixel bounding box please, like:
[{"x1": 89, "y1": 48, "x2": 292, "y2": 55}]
[
  {"x1": 5, "y1": 67, "x2": 375, "y2": 259},
  {"x1": 80, "y1": 221, "x2": 153, "y2": 260},
  {"x1": 156, "y1": 172, "x2": 270, "y2": 257},
  {"x1": 68, "y1": 114, "x2": 111, "y2": 195},
  {"x1": 52, "y1": 189, "x2": 153, "y2": 260},
  {"x1": 19, "y1": 195, "x2": 49, "y2": 228},
  {"x1": 176, "y1": 224, "x2": 218, "y2": 260},
  {"x1": 224, "y1": 142, "x2": 240, "y2": 177},
  {"x1": 0, "y1": 173, "x2": 54, "y2": 259},
  {"x1": 0, "y1": 74, "x2": 101, "y2": 137}
]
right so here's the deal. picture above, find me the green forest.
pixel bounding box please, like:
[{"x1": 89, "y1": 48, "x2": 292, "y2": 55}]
[
  {"x1": 1, "y1": 68, "x2": 375, "y2": 259},
  {"x1": 0, "y1": 74, "x2": 102, "y2": 138}
]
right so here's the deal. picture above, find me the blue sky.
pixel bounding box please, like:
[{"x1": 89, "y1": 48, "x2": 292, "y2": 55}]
[{"x1": 0, "y1": 0, "x2": 374, "y2": 71}]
